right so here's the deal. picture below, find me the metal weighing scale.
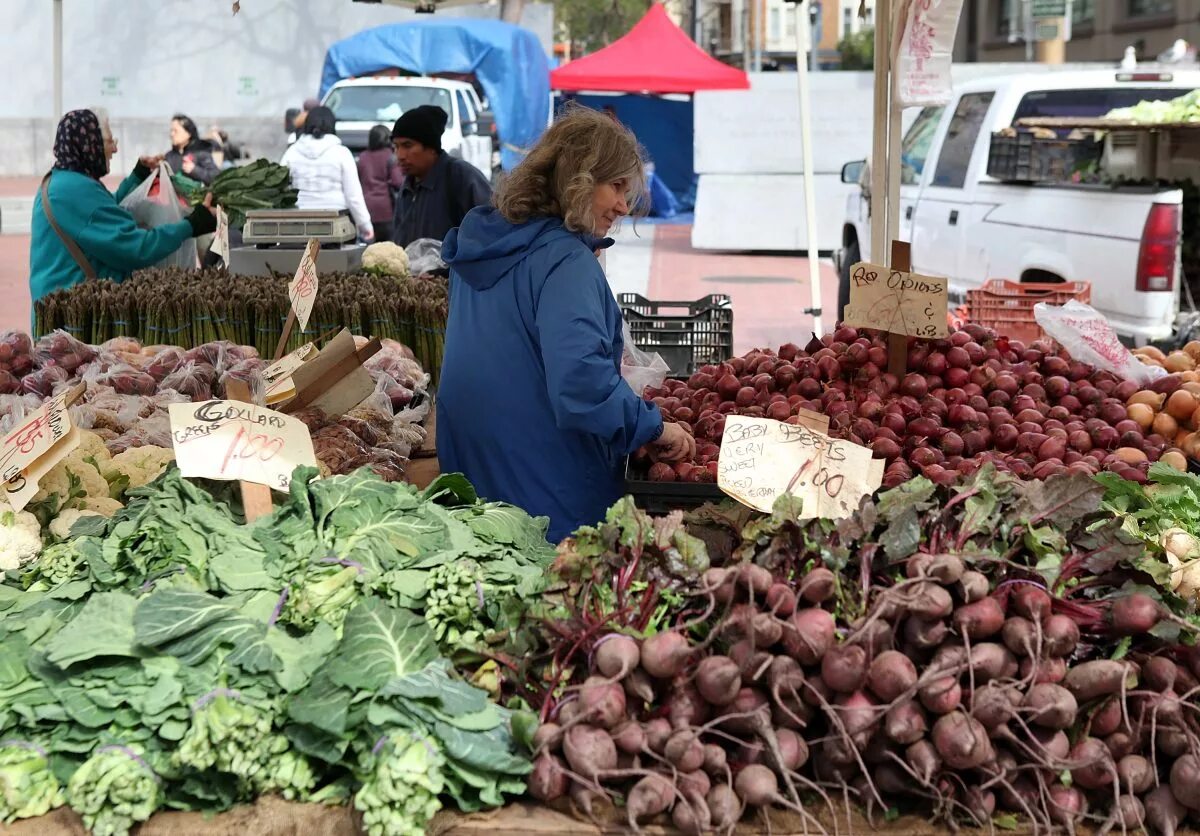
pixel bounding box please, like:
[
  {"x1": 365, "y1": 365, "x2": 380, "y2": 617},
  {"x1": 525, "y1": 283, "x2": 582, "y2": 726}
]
[{"x1": 227, "y1": 209, "x2": 366, "y2": 276}]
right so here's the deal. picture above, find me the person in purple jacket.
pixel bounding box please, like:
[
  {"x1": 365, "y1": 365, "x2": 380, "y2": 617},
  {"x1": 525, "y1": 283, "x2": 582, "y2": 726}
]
[{"x1": 356, "y1": 125, "x2": 405, "y2": 242}]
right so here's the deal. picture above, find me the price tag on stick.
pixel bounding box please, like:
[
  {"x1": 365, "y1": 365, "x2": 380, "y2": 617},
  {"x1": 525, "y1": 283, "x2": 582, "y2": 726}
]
[
  {"x1": 210, "y1": 207, "x2": 230, "y2": 262},
  {"x1": 288, "y1": 239, "x2": 320, "y2": 332},
  {"x1": 717, "y1": 416, "x2": 877, "y2": 518},
  {"x1": 274, "y1": 239, "x2": 321, "y2": 361},
  {"x1": 842, "y1": 260, "x2": 949, "y2": 340},
  {"x1": 168, "y1": 399, "x2": 317, "y2": 494}
]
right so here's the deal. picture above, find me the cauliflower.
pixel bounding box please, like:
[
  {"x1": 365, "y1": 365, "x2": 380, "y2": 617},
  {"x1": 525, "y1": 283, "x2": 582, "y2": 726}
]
[
  {"x1": 77, "y1": 496, "x2": 124, "y2": 517},
  {"x1": 0, "y1": 509, "x2": 42, "y2": 571},
  {"x1": 361, "y1": 241, "x2": 410, "y2": 278},
  {"x1": 76, "y1": 430, "x2": 112, "y2": 465},
  {"x1": 48, "y1": 508, "x2": 103, "y2": 541},
  {"x1": 99, "y1": 445, "x2": 175, "y2": 491},
  {"x1": 32, "y1": 450, "x2": 109, "y2": 511}
]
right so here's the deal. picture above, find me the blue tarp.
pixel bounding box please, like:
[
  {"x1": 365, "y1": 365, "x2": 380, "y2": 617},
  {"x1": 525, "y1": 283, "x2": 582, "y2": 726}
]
[
  {"x1": 568, "y1": 94, "x2": 696, "y2": 213},
  {"x1": 319, "y1": 20, "x2": 550, "y2": 170}
]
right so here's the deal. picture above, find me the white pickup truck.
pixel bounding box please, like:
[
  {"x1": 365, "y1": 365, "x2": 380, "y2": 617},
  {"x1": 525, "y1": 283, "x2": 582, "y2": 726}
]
[
  {"x1": 835, "y1": 69, "x2": 1199, "y2": 345},
  {"x1": 320, "y1": 76, "x2": 495, "y2": 178}
]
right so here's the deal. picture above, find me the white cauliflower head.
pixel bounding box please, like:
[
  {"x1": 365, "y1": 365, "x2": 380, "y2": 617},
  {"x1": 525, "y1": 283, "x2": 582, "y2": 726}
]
[
  {"x1": 0, "y1": 509, "x2": 42, "y2": 571},
  {"x1": 101, "y1": 445, "x2": 175, "y2": 490},
  {"x1": 33, "y1": 449, "x2": 110, "y2": 511},
  {"x1": 48, "y1": 508, "x2": 103, "y2": 541},
  {"x1": 76, "y1": 430, "x2": 112, "y2": 464},
  {"x1": 362, "y1": 241, "x2": 410, "y2": 278}
]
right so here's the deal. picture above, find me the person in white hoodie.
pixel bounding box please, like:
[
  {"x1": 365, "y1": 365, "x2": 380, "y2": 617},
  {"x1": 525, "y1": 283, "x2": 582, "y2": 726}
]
[{"x1": 280, "y1": 106, "x2": 374, "y2": 242}]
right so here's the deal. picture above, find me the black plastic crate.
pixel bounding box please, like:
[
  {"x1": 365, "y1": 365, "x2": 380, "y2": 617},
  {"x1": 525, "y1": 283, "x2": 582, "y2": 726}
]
[
  {"x1": 619, "y1": 293, "x2": 733, "y2": 377},
  {"x1": 623, "y1": 459, "x2": 723, "y2": 514},
  {"x1": 986, "y1": 130, "x2": 1101, "y2": 183}
]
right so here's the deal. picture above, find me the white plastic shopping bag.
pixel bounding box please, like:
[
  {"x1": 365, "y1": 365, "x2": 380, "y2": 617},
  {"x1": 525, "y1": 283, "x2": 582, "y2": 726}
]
[
  {"x1": 1034, "y1": 300, "x2": 1166, "y2": 388},
  {"x1": 119, "y1": 162, "x2": 199, "y2": 269},
  {"x1": 621, "y1": 320, "x2": 670, "y2": 396}
]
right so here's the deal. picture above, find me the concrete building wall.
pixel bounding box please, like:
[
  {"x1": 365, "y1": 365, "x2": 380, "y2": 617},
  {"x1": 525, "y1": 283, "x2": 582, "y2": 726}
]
[
  {"x1": 0, "y1": 0, "x2": 552, "y2": 176},
  {"x1": 955, "y1": 0, "x2": 1199, "y2": 64}
]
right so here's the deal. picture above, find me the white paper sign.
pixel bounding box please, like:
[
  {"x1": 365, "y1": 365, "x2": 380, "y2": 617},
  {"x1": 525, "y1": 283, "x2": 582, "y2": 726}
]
[
  {"x1": 169, "y1": 400, "x2": 317, "y2": 491},
  {"x1": 287, "y1": 240, "x2": 320, "y2": 332},
  {"x1": 3, "y1": 428, "x2": 82, "y2": 512},
  {"x1": 894, "y1": 0, "x2": 965, "y2": 107},
  {"x1": 718, "y1": 416, "x2": 877, "y2": 518},
  {"x1": 211, "y1": 207, "x2": 230, "y2": 262}
]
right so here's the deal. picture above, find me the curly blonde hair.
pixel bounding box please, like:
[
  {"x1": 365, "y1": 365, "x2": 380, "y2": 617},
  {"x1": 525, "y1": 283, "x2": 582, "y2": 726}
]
[{"x1": 494, "y1": 105, "x2": 648, "y2": 234}]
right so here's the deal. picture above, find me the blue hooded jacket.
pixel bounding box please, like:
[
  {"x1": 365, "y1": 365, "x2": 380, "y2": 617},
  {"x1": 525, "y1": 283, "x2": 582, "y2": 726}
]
[{"x1": 438, "y1": 206, "x2": 664, "y2": 542}]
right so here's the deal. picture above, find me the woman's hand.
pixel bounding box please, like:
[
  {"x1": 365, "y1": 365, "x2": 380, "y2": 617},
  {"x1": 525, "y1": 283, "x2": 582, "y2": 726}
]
[
  {"x1": 138, "y1": 155, "x2": 164, "y2": 171},
  {"x1": 650, "y1": 422, "x2": 696, "y2": 463},
  {"x1": 182, "y1": 156, "x2": 196, "y2": 175}
]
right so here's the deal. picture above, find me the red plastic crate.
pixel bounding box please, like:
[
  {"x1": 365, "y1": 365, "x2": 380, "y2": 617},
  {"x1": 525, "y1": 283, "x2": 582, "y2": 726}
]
[{"x1": 966, "y1": 280, "x2": 1092, "y2": 344}]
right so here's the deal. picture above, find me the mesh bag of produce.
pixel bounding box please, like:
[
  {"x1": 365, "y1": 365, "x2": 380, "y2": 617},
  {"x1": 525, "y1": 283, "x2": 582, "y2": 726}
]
[{"x1": 33, "y1": 330, "x2": 96, "y2": 374}]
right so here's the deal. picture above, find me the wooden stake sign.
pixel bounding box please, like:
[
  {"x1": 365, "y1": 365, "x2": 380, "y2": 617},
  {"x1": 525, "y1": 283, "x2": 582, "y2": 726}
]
[
  {"x1": 274, "y1": 239, "x2": 321, "y2": 361},
  {"x1": 842, "y1": 241, "x2": 947, "y2": 378}
]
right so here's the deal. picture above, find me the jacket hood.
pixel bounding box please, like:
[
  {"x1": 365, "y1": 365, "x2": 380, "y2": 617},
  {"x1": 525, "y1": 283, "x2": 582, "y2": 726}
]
[
  {"x1": 292, "y1": 134, "x2": 343, "y2": 160},
  {"x1": 442, "y1": 206, "x2": 612, "y2": 291}
]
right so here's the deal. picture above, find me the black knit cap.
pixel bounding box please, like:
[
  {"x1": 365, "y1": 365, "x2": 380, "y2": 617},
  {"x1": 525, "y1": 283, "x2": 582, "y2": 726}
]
[{"x1": 391, "y1": 105, "x2": 448, "y2": 151}]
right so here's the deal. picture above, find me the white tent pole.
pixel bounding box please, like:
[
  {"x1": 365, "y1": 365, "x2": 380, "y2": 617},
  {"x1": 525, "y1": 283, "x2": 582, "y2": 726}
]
[
  {"x1": 869, "y1": 0, "x2": 891, "y2": 266},
  {"x1": 53, "y1": 0, "x2": 63, "y2": 120},
  {"x1": 794, "y1": 0, "x2": 823, "y2": 335}
]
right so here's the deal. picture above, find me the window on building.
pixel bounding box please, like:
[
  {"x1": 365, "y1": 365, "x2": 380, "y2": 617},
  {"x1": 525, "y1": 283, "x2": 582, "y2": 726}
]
[
  {"x1": 932, "y1": 93, "x2": 995, "y2": 189},
  {"x1": 843, "y1": 7, "x2": 853, "y2": 35},
  {"x1": 1128, "y1": 0, "x2": 1173, "y2": 16},
  {"x1": 1072, "y1": 0, "x2": 1095, "y2": 23},
  {"x1": 770, "y1": 7, "x2": 781, "y2": 41},
  {"x1": 863, "y1": 6, "x2": 873, "y2": 25},
  {"x1": 785, "y1": 6, "x2": 796, "y2": 36},
  {"x1": 995, "y1": 0, "x2": 1018, "y2": 39}
]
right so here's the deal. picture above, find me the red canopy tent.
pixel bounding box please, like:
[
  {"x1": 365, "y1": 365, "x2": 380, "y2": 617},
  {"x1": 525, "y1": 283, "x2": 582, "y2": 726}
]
[{"x1": 550, "y1": 4, "x2": 749, "y2": 94}]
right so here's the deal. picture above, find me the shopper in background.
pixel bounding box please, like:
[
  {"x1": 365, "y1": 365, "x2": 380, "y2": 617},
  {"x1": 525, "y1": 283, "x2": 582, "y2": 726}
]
[
  {"x1": 165, "y1": 114, "x2": 220, "y2": 185},
  {"x1": 29, "y1": 108, "x2": 216, "y2": 309},
  {"x1": 437, "y1": 106, "x2": 694, "y2": 541},
  {"x1": 287, "y1": 97, "x2": 322, "y2": 146},
  {"x1": 280, "y1": 106, "x2": 374, "y2": 242},
  {"x1": 390, "y1": 105, "x2": 491, "y2": 247},
  {"x1": 357, "y1": 124, "x2": 405, "y2": 242}
]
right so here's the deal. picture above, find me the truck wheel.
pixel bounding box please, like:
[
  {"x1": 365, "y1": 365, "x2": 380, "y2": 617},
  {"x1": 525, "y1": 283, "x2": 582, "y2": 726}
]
[{"x1": 837, "y1": 239, "x2": 858, "y2": 325}]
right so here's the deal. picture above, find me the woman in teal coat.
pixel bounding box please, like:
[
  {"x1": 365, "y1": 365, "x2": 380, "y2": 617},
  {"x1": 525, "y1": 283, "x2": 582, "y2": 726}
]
[{"x1": 28, "y1": 109, "x2": 217, "y2": 313}]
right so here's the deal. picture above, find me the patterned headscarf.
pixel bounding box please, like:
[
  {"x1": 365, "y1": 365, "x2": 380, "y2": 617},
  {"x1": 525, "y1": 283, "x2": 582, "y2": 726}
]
[{"x1": 52, "y1": 109, "x2": 108, "y2": 180}]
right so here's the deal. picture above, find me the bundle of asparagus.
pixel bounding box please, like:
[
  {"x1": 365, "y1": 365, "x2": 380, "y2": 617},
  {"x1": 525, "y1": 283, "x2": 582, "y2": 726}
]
[{"x1": 34, "y1": 269, "x2": 449, "y2": 382}]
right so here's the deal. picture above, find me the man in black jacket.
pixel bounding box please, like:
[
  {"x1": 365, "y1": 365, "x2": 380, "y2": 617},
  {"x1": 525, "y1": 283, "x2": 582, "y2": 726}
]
[{"x1": 390, "y1": 105, "x2": 492, "y2": 248}]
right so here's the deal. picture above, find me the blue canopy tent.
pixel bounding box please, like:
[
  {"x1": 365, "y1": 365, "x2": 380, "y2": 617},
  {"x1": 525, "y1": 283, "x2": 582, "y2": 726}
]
[{"x1": 319, "y1": 19, "x2": 551, "y2": 170}]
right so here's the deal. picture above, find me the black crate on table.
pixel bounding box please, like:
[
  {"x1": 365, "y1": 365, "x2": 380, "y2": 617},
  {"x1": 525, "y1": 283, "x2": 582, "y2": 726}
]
[
  {"x1": 623, "y1": 459, "x2": 723, "y2": 514},
  {"x1": 618, "y1": 293, "x2": 733, "y2": 377},
  {"x1": 986, "y1": 131, "x2": 1101, "y2": 183}
]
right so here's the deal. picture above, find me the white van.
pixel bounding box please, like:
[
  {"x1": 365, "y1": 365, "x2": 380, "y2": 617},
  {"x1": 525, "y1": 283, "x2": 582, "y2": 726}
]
[{"x1": 320, "y1": 77, "x2": 494, "y2": 179}]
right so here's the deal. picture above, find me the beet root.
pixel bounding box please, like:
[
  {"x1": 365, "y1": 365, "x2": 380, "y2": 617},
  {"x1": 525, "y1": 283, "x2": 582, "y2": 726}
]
[
  {"x1": 627, "y1": 773, "x2": 676, "y2": 825},
  {"x1": 563, "y1": 725, "x2": 617, "y2": 779},
  {"x1": 641, "y1": 631, "x2": 691, "y2": 679},
  {"x1": 932, "y1": 711, "x2": 994, "y2": 769},
  {"x1": 821, "y1": 643, "x2": 868, "y2": 693},
  {"x1": 594, "y1": 634, "x2": 640, "y2": 680},
  {"x1": 529, "y1": 754, "x2": 570, "y2": 801},
  {"x1": 867, "y1": 650, "x2": 918, "y2": 702},
  {"x1": 695, "y1": 655, "x2": 743, "y2": 707},
  {"x1": 783, "y1": 607, "x2": 836, "y2": 665}
]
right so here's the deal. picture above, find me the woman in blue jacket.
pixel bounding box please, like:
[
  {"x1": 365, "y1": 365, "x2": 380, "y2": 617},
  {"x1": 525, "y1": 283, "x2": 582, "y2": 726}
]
[
  {"x1": 438, "y1": 107, "x2": 694, "y2": 542},
  {"x1": 28, "y1": 109, "x2": 216, "y2": 311}
]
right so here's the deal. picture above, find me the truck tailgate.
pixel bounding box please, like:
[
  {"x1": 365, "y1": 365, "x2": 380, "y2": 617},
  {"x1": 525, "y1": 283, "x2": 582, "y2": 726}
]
[{"x1": 974, "y1": 183, "x2": 1182, "y2": 342}]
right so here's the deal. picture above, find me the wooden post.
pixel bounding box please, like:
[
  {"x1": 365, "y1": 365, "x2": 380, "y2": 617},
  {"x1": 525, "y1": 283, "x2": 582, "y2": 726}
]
[
  {"x1": 222, "y1": 378, "x2": 274, "y2": 522},
  {"x1": 886, "y1": 240, "x2": 912, "y2": 379}
]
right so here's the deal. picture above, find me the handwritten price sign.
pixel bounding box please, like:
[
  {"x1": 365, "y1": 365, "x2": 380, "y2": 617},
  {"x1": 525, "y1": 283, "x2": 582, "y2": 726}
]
[
  {"x1": 287, "y1": 240, "x2": 320, "y2": 332},
  {"x1": 210, "y1": 207, "x2": 230, "y2": 262},
  {"x1": 168, "y1": 400, "x2": 317, "y2": 491},
  {"x1": 717, "y1": 416, "x2": 878, "y2": 518},
  {"x1": 842, "y1": 261, "x2": 948, "y2": 340},
  {"x1": 0, "y1": 390, "x2": 80, "y2": 511}
]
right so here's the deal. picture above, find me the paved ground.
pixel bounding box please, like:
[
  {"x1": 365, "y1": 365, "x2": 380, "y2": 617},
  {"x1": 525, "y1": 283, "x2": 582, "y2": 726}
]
[{"x1": 0, "y1": 177, "x2": 837, "y2": 354}]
